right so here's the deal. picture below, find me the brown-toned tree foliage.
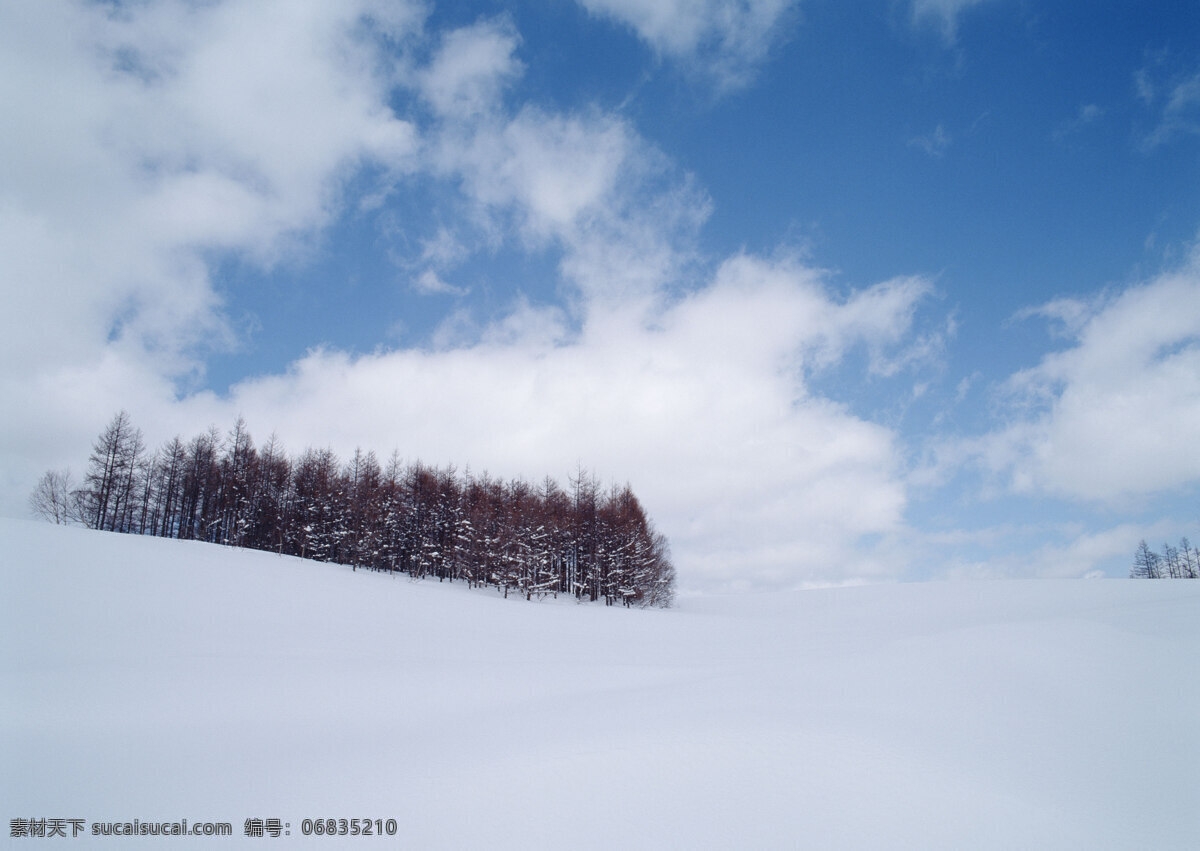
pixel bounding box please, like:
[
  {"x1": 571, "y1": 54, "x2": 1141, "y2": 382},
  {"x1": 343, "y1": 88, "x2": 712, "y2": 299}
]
[{"x1": 41, "y1": 412, "x2": 675, "y2": 607}]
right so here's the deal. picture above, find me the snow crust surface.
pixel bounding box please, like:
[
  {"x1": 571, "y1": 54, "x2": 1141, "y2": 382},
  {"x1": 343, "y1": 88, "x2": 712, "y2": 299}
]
[{"x1": 3, "y1": 519, "x2": 1199, "y2": 848}]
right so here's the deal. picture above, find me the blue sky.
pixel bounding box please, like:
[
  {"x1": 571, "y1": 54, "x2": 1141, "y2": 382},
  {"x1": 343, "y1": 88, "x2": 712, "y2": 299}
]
[{"x1": 2, "y1": 0, "x2": 1199, "y2": 590}]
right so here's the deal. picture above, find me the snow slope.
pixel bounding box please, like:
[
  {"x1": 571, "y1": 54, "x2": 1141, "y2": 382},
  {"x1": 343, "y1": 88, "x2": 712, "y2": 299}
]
[{"x1": 3, "y1": 519, "x2": 1198, "y2": 848}]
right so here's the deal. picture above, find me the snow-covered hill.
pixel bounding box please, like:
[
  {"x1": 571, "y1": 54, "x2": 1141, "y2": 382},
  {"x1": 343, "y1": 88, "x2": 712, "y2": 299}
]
[{"x1": 3, "y1": 519, "x2": 1198, "y2": 848}]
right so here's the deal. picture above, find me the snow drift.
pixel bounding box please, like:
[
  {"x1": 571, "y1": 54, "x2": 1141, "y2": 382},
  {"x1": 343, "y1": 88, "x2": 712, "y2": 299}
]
[{"x1": 3, "y1": 519, "x2": 1198, "y2": 848}]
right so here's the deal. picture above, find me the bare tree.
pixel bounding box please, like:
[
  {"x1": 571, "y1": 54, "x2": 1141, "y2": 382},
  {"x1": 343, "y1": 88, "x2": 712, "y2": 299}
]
[
  {"x1": 1180, "y1": 538, "x2": 1199, "y2": 579},
  {"x1": 152, "y1": 437, "x2": 187, "y2": 539},
  {"x1": 1162, "y1": 542, "x2": 1183, "y2": 578},
  {"x1": 29, "y1": 468, "x2": 78, "y2": 524},
  {"x1": 1131, "y1": 539, "x2": 1161, "y2": 579},
  {"x1": 79, "y1": 411, "x2": 145, "y2": 531}
]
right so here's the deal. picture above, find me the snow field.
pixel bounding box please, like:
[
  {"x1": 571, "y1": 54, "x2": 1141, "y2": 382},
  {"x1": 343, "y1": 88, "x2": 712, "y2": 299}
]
[{"x1": 3, "y1": 519, "x2": 1199, "y2": 848}]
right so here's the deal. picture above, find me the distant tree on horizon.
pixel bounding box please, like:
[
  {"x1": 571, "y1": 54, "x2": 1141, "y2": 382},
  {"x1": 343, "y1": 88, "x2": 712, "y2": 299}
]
[
  {"x1": 77, "y1": 410, "x2": 144, "y2": 533},
  {"x1": 1131, "y1": 537, "x2": 1198, "y2": 579},
  {"x1": 29, "y1": 468, "x2": 77, "y2": 525},
  {"x1": 1180, "y1": 538, "x2": 1200, "y2": 579},
  {"x1": 1131, "y1": 540, "x2": 1161, "y2": 579}
]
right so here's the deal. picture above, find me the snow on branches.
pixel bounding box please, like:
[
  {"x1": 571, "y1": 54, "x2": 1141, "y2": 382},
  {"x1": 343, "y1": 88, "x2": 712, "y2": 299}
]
[{"x1": 41, "y1": 412, "x2": 675, "y2": 607}]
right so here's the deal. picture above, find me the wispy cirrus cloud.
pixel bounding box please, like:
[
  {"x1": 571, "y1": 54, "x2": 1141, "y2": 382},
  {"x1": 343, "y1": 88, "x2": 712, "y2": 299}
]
[
  {"x1": 1052, "y1": 103, "x2": 1105, "y2": 143},
  {"x1": 908, "y1": 123, "x2": 952, "y2": 157},
  {"x1": 412, "y1": 269, "x2": 469, "y2": 297},
  {"x1": 909, "y1": 0, "x2": 997, "y2": 42},
  {"x1": 1133, "y1": 50, "x2": 1200, "y2": 150},
  {"x1": 575, "y1": 0, "x2": 799, "y2": 93},
  {"x1": 1143, "y1": 72, "x2": 1200, "y2": 150}
]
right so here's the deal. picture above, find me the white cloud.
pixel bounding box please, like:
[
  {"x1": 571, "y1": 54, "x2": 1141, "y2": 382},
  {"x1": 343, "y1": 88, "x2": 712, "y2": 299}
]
[
  {"x1": 1166, "y1": 72, "x2": 1200, "y2": 115},
  {"x1": 576, "y1": 0, "x2": 797, "y2": 92},
  {"x1": 0, "y1": 0, "x2": 423, "y2": 512},
  {"x1": 1152, "y1": 71, "x2": 1200, "y2": 146},
  {"x1": 908, "y1": 124, "x2": 952, "y2": 158},
  {"x1": 0, "y1": 0, "x2": 937, "y2": 593},
  {"x1": 966, "y1": 245, "x2": 1200, "y2": 503},
  {"x1": 7, "y1": 249, "x2": 932, "y2": 592},
  {"x1": 1030, "y1": 524, "x2": 1160, "y2": 579},
  {"x1": 0, "y1": 0, "x2": 422, "y2": 359},
  {"x1": 934, "y1": 522, "x2": 1164, "y2": 580},
  {"x1": 434, "y1": 106, "x2": 643, "y2": 239},
  {"x1": 1012, "y1": 296, "x2": 1094, "y2": 338},
  {"x1": 1135, "y1": 67, "x2": 1156, "y2": 105},
  {"x1": 419, "y1": 227, "x2": 471, "y2": 268},
  {"x1": 414, "y1": 15, "x2": 714, "y2": 309},
  {"x1": 910, "y1": 0, "x2": 995, "y2": 42},
  {"x1": 1135, "y1": 58, "x2": 1200, "y2": 150},
  {"x1": 427, "y1": 89, "x2": 710, "y2": 307},
  {"x1": 1052, "y1": 103, "x2": 1104, "y2": 143},
  {"x1": 184, "y1": 253, "x2": 929, "y2": 591},
  {"x1": 412, "y1": 269, "x2": 468, "y2": 296},
  {"x1": 418, "y1": 16, "x2": 523, "y2": 119}
]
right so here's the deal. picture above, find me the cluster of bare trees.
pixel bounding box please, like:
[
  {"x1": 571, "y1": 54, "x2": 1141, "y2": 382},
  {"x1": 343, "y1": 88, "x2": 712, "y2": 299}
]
[
  {"x1": 31, "y1": 412, "x2": 675, "y2": 607},
  {"x1": 1131, "y1": 538, "x2": 1200, "y2": 579}
]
